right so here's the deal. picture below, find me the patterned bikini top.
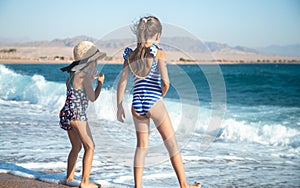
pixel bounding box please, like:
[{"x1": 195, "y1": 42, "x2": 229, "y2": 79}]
[{"x1": 66, "y1": 75, "x2": 88, "y2": 108}]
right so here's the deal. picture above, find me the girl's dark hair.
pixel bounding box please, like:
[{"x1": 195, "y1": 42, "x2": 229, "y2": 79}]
[{"x1": 128, "y1": 16, "x2": 162, "y2": 77}]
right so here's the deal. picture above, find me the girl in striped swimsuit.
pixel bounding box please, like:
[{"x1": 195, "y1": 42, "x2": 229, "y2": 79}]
[{"x1": 117, "y1": 16, "x2": 200, "y2": 188}]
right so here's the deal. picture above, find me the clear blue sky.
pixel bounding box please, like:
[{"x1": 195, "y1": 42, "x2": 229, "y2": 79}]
[{"x1": 0, "y1": 0, "x2": 299, "y2": 47}]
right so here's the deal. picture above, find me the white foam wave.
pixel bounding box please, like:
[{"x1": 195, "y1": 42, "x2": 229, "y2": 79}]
[
  {"x1": 219, "y1": 118, "x2": 300, "y2": 148},
  {"x1": 1, "y1": 64, "x2": 299, "y2": 149},
  {"x1": 17, "y1": 162, "x2": 66, "y2": 170},
  {"x1": 0, "y1": 64, "x2": 65, "y2": 110},
  {"x1": 0, "y1": 162, "x2": 133, "y2": 188}
]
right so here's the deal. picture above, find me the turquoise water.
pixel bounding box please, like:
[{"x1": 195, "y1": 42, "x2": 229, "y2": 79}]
[
  {"x1": 0, "y1": 63, "x2": 299, "y2": 187},
  {"x1": 5, "y1": 64, "x2": 299, "y2": 107}
]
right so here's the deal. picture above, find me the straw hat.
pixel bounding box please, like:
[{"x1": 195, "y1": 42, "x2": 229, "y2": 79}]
[{"x1": 60, "y1": 41, "x2": 105, "y2": 72}]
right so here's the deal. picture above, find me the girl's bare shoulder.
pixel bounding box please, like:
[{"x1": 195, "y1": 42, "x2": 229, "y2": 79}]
[
  {"x1": 157, "y1": 49, "x2": 166, "y2": 60},
  {"x1": 72, "y1": 72, "x2": 91, "y2": 89}
]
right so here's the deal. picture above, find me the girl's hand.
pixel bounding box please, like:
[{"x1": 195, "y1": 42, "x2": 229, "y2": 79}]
[
  {"x1": 117, "y1": 105, "x2": 125, "y2": 123},
  {"x1": 97, "y1": 72, "x2": 105, "y2": 84}
]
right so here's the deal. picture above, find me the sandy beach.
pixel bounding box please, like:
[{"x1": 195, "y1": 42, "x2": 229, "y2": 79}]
[
  {"x1": 0, "y1": 173, "x2": 70, "y2": 188},
  {"x1": 1, "y1": 46, "x2": 299, "y2": 65}
]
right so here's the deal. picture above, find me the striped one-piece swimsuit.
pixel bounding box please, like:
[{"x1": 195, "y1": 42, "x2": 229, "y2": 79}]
[{"x1": 123, "y1": 45, "x2": 162, "y2": 116}]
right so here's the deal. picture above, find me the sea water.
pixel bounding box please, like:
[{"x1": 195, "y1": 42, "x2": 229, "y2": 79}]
[{"x1": 0, "y1": 63, "x2": 299, "y2": 187}]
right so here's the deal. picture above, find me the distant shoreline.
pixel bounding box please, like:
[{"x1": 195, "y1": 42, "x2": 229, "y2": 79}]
[
  {"x1": 1, "y1": 58, "x2": 299, "y2": 65},
  {"x1": 1, "y1": 45, "x2": 300, "y2": 65}
]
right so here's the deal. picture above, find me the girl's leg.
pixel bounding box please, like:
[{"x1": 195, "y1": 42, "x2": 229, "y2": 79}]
[
  {"x1": 71, "y1": 121, "x2": 98, "y2": 188},
  {"x1": 132, "y1": 114, "x2": 150, "y2": 188},
  {"x1": 148, "y1": 100, "x2": 200, "y2": 188},
  {"x1": 66, "y1": 128, "x2": 82, "y2": 182}
]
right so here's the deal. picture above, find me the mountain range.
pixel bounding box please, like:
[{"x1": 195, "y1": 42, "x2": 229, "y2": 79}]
[
  {"x1": 256, "y1": 44, "x2": 300, "y2": 57},
  {"x1": 1, "y1": 35, "x2": 299, "y2": 57}
]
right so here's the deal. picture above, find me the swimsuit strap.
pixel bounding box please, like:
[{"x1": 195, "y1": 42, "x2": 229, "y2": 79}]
[
  {"x1": 149, "y1": 44, "x2": 159, "y2": 58},
  {"x1": 123, "y1": 44, "x2": 160, "y2": 61},
  {"x1": 123, "y1": 47, "x2": 133, "y2": 61},
  {"x1": 67, "y1": 73, "x2": 75, "y2": 89}
]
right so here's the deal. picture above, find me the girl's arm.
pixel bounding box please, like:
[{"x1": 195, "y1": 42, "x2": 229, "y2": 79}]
[
  {"x1": 157, "y1": 50, "x2": 169, "y2": 97},
  {"x1": 117, "y1": 61, "x2": 129, "y2": 122},
  {"x1": 83, "y1": 73, "x2": 104, "y2": 102}
]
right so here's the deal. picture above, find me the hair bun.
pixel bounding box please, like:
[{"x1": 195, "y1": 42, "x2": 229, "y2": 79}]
[{"x1": 142, "y1": 18, "x2": 148, "y2": 23}]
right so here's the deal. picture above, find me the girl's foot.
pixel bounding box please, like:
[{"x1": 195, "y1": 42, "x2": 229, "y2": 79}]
[
  {"x1": 65, "y1": 179, "x2": 80, "y2": 187},
  {"x1": 188, "y1": 182, "x2": 201, "y2": 188},
  {"x1": 80, "y1": 181, "x2": 101, "y2": 188}
]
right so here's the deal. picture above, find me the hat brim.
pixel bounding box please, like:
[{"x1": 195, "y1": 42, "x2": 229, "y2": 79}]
[{"x1": 71, "y1": 51, "x2": 106, "y2": 72}]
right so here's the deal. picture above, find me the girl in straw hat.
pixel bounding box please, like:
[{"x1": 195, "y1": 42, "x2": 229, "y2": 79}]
[
  {"x1": 117, "y1": 16, "x2": 200, "y2": 188},
  {"x1": 59, "y1": 41, "x2": 105, "y2": 188}
]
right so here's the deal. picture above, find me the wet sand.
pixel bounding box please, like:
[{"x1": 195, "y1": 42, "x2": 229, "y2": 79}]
[{"x1": 0, "y1": 173, "x2": 71, "y2": 188}]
